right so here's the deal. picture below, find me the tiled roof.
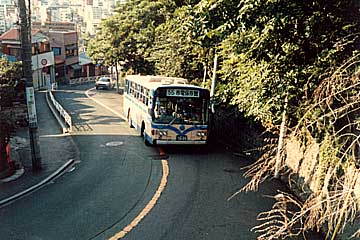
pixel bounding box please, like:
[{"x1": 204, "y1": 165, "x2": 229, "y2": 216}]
[
  {"x1": 0, "y1": 28, "x2": 41, "y2": 41},
  {"x1": 0, "y1": 28, "x2": 19, "y2": 40}
]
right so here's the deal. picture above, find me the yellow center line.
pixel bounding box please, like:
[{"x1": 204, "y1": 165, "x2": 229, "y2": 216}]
[
  {"x1": 109, "y1": 159, "x2": 169, "y2": 240},
  {"x1": 83, "y1": 88, "x2": 169, "y2": 239}
]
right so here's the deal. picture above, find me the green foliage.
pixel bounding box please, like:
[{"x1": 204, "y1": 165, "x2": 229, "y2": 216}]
[
  {"x1": 87, "y1": 0, "x2": 177, "y2": 74},
  {"x1": 317, "y1": 134, "x2": 340, "y2": 190},
  {"x1": 0, "y1": 57, "x2": 22, "y2": 85},
  {"x1": 149, "y1": 6, "x2": 205, "y2": 82},
  {"x1": 0, "y1": 56, "x2": 22, "y2": 147},
  {"x1": 89, "y1": 0, "x2": 359, "y2": 133},
  {"x1": 218, "y1": 0, "x2": 359, "y2": 129}
]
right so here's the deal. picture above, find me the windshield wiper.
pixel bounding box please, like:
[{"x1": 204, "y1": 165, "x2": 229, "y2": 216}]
[
  {"x1": 169, "y1": 112, "x2": 183, "y2": 125},
  {"x1": 169, "y1": 115, "x2": 178, "y2": 125}
]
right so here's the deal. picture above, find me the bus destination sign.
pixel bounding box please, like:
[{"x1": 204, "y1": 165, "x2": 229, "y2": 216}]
[{"x1": 166, "y1": 89, "x2": 199, "y2": 98}]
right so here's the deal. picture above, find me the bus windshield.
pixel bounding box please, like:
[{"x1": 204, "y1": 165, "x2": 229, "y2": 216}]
[{"x1": 153, "y1": 97, "x2": 208, "y2": 125}]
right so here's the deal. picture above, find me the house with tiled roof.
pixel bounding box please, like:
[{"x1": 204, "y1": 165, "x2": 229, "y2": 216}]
[
  {"x1": 0, "y1": 27, "x2": 55, "y2": 90},
  {"x1": 0, "y1": 28, "x2": 48, "y2": 59}
]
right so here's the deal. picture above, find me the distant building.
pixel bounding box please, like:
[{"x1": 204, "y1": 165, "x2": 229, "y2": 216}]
[
  {"x1": 32, "y1": 21, "x2": 77, "y2": 31},
  {"x1": 31, "y1": 0, "x2": 126, "y2": 36},
  {"x1": 0, "y1": 0, "x2": 18, "y2": 34}
]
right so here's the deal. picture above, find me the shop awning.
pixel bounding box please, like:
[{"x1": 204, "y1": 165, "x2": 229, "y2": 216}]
[{"x1": 70, "y1": 63, "x2": 81, "y2": 70}]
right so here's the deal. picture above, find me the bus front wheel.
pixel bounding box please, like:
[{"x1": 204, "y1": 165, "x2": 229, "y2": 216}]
[
  {"x1": 128, "y1": 110, "x2": 134, "y2": 128},
  {"x1": 141, "y1": 124, "x2": 151, "y2": 146}
]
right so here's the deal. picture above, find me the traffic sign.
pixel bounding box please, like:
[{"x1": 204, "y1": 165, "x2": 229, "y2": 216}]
[{"x1": 40, "y1": 58, "x2": 47, "y2": 66}]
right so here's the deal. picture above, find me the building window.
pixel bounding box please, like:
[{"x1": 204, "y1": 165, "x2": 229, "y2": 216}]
[
  {"x1": 52, "y1": 47, "x2": 61, "y2": 56},
  {"x1": 65, "y1": 44, "x2": 78, "y2": 58}
]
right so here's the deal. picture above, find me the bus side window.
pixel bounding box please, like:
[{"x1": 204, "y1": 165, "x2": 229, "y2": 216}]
[{"x1": 125, "y1": 80, "x2": 129, "y2": 93}]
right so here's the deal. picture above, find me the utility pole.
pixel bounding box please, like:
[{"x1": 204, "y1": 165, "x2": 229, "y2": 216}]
[{"x1": 19, "y1": 0, "x2": 42, "y2": 171}]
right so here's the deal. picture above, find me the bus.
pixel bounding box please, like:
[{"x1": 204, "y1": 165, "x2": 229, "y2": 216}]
[{"x1": 124, "y1": 75, "x2": 210, "y2": 145}]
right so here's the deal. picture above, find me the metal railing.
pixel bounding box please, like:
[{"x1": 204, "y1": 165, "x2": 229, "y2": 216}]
[{"x1": 48, "y1": 91, "x2": 72, "y2": 132}]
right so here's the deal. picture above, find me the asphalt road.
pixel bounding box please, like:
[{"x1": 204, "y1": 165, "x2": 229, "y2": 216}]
[{"x1": 0, "y1": 84, "x2": 323, "y2": 240}]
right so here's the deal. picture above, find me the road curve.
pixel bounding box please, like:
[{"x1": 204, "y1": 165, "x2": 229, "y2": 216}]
[{"x1": 0, "y1": 85, "x2": 166, "y2": 240}]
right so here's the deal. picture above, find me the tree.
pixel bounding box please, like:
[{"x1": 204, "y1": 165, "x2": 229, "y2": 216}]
[
  {"x1": 88, "y1": 0, "x2": 177, "y2": 75},
  {"x1": 218, "y1": 1, "x2": 360, "y2": 238},
  {"x1": 149, "y1": 6, "x2": 205, "y2": 82},
  {"x1": 0, "y1": 57, "x2": 22, "y2": 172},
  {"x1": 218, "y1": 0, "x2": 360, "y2": 129}
]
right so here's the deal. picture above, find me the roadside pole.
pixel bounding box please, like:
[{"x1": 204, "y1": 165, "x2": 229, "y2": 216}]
[
  {"x1": 116, "y1": 65, "x2": 119, "y2": 93},
  {"x1": 19, "y1": 0, "x2": 42, "y2": 171},
  {"x1": 210, "y1": 53, "x2": 218, "y2": 98},
  {"x1": 210, "y1": 53, "x2": 218, "y2": 114}
]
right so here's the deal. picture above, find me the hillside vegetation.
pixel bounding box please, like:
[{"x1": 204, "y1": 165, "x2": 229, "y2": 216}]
[{"x1": 87, "y1": 1, "x2": 360, "y2": 238}]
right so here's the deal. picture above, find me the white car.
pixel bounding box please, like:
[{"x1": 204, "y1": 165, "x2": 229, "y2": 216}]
[{"x1": 95, "y1": 77, "x2": 113, "y2": 90}]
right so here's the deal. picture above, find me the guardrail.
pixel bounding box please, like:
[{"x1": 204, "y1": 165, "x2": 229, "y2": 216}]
[{"x1": 48, "y1": 91, "x2": 72, "y2": 132}]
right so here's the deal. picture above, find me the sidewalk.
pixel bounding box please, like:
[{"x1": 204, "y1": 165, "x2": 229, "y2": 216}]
[{"x1": 0, "y1": 91, "x2": 78, "y2": 203}]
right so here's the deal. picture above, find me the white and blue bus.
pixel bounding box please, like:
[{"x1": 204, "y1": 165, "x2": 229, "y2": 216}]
[{"x1": 124, "y1": 75, "x2": 210, "y2": 145}]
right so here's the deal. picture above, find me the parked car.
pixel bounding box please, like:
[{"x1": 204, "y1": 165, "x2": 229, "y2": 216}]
[{"x1": 95, "y1": 77, "x2": 113, "y2": 90}]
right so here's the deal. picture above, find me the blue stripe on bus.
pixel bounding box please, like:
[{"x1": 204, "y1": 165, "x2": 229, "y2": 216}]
[{"x1": 151, "y1": 124, "x2": 207, "y2": 135}]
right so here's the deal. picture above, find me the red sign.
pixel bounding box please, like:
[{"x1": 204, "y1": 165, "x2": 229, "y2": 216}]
[{"x1": 41, "y1": 59, "x2": 48, "y2": 66}]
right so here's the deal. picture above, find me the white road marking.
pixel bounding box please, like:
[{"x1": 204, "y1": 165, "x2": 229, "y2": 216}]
[
  {"x1": 85, "y1": 88, "x2": 127, "y2": 120},
  {"x1": 105, "y1": 141, "x2": 124, "y2": 147}
]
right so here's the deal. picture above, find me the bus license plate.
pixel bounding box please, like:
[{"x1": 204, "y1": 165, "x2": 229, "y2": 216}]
[{"x1": 176, "y1": 135, "x2": 188, "y2": 141}]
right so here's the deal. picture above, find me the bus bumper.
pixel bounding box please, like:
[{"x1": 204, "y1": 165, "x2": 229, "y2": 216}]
[{"x1": 155, "y1": 140, "x2": 207, "y2": 145}]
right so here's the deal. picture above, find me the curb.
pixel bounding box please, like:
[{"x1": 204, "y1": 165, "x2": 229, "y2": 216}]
[
  {"x1": 0, "y1": 90, "x2": 80, "y2": 207},
  {"x1": 0, "y1": 158, "x2": 75, "y2": 207},
  {"x1": 0, "y1": 168, "x2": 25, "y2": 183}
]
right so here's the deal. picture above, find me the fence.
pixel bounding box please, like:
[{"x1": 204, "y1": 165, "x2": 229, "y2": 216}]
[{"x1": 48, "y1": 91, "x2": 72, "y2": 132}]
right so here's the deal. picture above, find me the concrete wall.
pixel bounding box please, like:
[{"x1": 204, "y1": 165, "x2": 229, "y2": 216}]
[
  {"x1": 284, "y1": 137, "x2": 360, "y2": 239},
  {"x1": 285, "y1": 138, "x2": 320, "y2": 195}
]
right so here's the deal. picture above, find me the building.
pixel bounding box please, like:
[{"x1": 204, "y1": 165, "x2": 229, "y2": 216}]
[
  {"x1": 0, "y1": 21, "x2": 83, "y2": 85},
  {"x1": 32, "y1": 21, "x2": 77, "y2": 32},
  {"x1": 0, "y1": 0, "x2": 18, "y2": 34},
  {"x1": 47, "y1": 28, "x2": 80, "y2": 82},
  {"x1": 0, "y1": 28, "x2": 56, "y2": 90},
  {"x1": 31, "y1": 0, "x2": 127, "y2": 36}
]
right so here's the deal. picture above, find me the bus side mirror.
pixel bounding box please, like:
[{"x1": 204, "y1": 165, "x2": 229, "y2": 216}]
[{"x1": 209, "y1": 100, "x2": 215, "y2": 114}]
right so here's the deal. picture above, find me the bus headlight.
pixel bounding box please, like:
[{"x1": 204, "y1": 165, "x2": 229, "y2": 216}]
[
  {"x1": 159, "y1": 131, "x2": 168, "y2": 136},
  {"x1": 153, "y1": 130, "x2": 168, "y2": 136},
  {"x1": 197, "y1": 132, "x2": 206, "y2": 137}
]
